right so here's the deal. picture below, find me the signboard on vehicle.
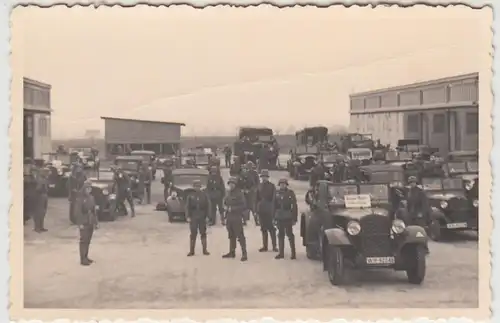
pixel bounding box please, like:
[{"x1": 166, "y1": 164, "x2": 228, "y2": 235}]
[{"x1": 344, "y1": 194, "x2": 371, "y2": 208}]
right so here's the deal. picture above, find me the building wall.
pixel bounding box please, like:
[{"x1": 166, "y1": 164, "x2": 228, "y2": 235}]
[
  {"x1": 349, "y1": 112, "x2": 405, "y2": 147},
  {"x1": 104, "y1": 119, "x2": 182, "y2": 144},
  {"x1": 33, "y1": 113, "x2": 52, "y2": 158}
]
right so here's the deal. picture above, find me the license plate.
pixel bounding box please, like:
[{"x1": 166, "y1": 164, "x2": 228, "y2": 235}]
[
  {"x1": 48, "y1": 184, "x2": 55, "y2": 188},
  {"x1": 366, "y1": 257, "x2": 395, "y2": 265},
  {"x1": 446, "y1": 222, "x2": 468, "y2": 229}
]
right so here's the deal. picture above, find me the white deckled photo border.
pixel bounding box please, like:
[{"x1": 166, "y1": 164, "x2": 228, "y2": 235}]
[{"x1": 3, "y1": 0, "x2": 496, "y2": 322}]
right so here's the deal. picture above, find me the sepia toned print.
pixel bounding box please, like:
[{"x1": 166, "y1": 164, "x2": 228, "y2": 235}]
[{"x1": 10, "y1": 4, "x2": 492, "y2": 321}]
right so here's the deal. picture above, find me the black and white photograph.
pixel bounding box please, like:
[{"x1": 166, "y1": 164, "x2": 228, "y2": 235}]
[{"x1": 11, "y1": 3, "x2": 492, "y2": 320}]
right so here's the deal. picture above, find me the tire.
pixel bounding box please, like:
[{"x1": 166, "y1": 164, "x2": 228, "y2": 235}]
[
  {"x1": 327, "y1": 246, "x2": 345, "y2": 286},
  {"x1": 406, "y1": 245, "x2": 426, "y2": 284},
  {"x1": 306, "y1": 243, "x2": 320, "y2": 260},
  {"x1": 427, "y1": 219, "x2": 442, "y2": 241}
]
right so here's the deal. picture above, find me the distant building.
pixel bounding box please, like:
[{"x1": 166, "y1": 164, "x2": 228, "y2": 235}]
[
  {"x1": 100, "y1": 116, "x2": 186, "y2": 157},
  {"x1": 349, "y1": 73, "x2": 479, "y2": 153},
  {"x1": 23, "y1": 77, "x2": 52, "y2": 159}
]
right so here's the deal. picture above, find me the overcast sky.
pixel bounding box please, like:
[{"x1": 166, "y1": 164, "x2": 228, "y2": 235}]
[{"x1": 13, "y1": 5, "x2": 490, "y2": 139}]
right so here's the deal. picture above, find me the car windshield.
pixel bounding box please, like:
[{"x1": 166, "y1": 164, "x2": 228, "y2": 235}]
[
  {"x1": 97, "y1": 171, "x2": 115, "y2": 181},
  {"x1": 447, "y1": 162, "x2": 467, "y2": 173},
  {"x1": 349, "y1": 150, "x2": 372, "y2": 159},
  {"x1": 369, "y1": 171, "x2": 404, "y2": 183},
  {"x1": 173, "y1": 174, "x2": 208, "y2": 186},
  {"x1": 323, "y1": 154, "x2": 342, "y2": 162},
  {"x1": 405, "y1": 144, "x2": 420, "y2": 152},
  {"x1": 421, "y1": 178, "x2": 443, "y2": 190},
  {"x1": 385, "y1": 151, "x2": 398, "y2": 161},
  {"x1": 467, "y1": 161, "x2": 478, "y2": 172},
  {"x1": 328, "y1": 185, "x2": 358, "y2": 202},
  {"x1": 359, "y1": 184, "x2": 389, "y2": 200},
  {"x1": 116, "y1": 160, "x2": 139, "y2": 171},
  {"x1": 74, "y1": 148, "x2": 92, "y2": 155},
  {"x1": 257, "y1": 135, "x2": 273, "y2": 142},
  {"x1": 351, "y1": 134, "x2": 371, "y2": 141},
  {"x1": 399, "y1": 152, "x2": 413, "y2": 160},
  {"x1": 442, "y1": 178, "x2": 464, "y2": 190}
]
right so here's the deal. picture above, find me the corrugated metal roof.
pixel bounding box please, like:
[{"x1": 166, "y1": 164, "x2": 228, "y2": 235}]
[{"x1": 101, "y1": 116, "x2": 186, "y2": 126}]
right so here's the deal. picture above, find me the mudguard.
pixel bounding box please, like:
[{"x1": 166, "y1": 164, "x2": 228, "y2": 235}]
[
  {"x1": 402, "y1": 225, "x2": 428, "y2": 244},
  {"x1": 323, "y1": 228, "x2": 351, "y2": 246},
  {"x1": 166, "y1": 197, "x2": 185, "y2": 213}
]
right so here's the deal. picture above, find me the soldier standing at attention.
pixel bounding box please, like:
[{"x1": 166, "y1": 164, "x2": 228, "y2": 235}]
[
  {"x1": 206, "y1": 166, "x2": 225, "y2": 226},
  {"x1": 274, "y1": 178, "x2": 298, "y2": 260},
  {"x1": 247, "y1": 161, "x2": 260, "y2": 226},
  {"x1": 68, "y1": 163, "x2": 87, "y2": 225},
  {"x1": 112, "y1": 166, "x2": 136, "y2": 217},
  {"x1": 185, "y1": 180, "x2": 211, "y2": 256},
  {"x1": 75, "y1": 180, "x2": 98, "y2": 266},
  {"x1": 238, "y1": 164, "x2": 256, "y2": 226},
  {"x1": 255, "y1": 169, "x2": 278, "y2": 252},
  {"x1": 223, "y1": 177, "x2": 248, "y2": 261},
  {"x1": 139, "y1": 163, "x2": 153, "y2": 204},
  {"x1": 32, "y1": 166, "x2": 49, "y2": 233},
  {"x1": 224, "y1": 144, "x2": 232, "y2": 168}
]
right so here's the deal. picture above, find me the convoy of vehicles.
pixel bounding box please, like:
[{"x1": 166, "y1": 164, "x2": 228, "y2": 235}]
[{"x1": 233, "y1": 127, "x2": 279, "y2": 168}]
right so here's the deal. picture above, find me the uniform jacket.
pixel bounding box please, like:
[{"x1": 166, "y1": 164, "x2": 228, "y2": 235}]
[
  {"x1": 113, "y1": 171, "x2": 131, "y2": 192},
  {"x1": 309, "y1": 165, "x2": 325, "y2": 187},
  {"x1": 140, "y1": 166, "x2": 153, "y2": 184},
  {"x1": 163, "y1": 168, "x2": 174, "y2": 187},
  {"x1": 407, "y1": 186, "x2": 429, "y2": 215},
  {"x1": 274, "y1": 188, "x2": 298, "y2": 222},
  {"x1": 238, "y1": 172, "x2": 255, "y2": 191},
  {"x1": 305, "y1": 189, "x2": 316, "y2": 207},
  {"x1": 75, "y1": 193, "x2": 98, "y2": 226},
  {"x1": 255, "y1": 181, "x2": 276, "y2": 215},
  {"x1": 249, "y1": 170, "x2": 260, "y2": 189},
  {"x1": 185, "y1": 190, "x2": 212, "y2": 219},
  {"x1": 224, "y1": 147, "x2": 232, "y2": 157},
  {"x1": 206, "y1": 174, "x2": 225, "y2": 199},
  {"x1": 224, "y1": 189, "x2": 247, "y2": 219},
  {"x1": 68, "y1": 172, "x2": 87, "y2": 197}
]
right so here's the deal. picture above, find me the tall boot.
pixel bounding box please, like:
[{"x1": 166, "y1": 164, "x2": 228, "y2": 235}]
[
  {"x1": 239, "y1": 236, "x2": 248, "y2": 261},
  {"x1": 222, "y1": 238, "x2": 236, "y2": 258},
  {"x1": 187, "y1": 238, "x2": 196, "y2": 256},
  {"x1": 275, "y1": 235, "x2": 285, "y2": 259},
  {"x1": 289, "y1": 236, "x2": 296, "y2": 260},
  {"x1": 270, "y1": 231, "x2": 278, "y2": 252},
  {"x1": 79, "y1": 243, "x2": 91, "y2": 266},
  {"x1": 85, "y1": 243, "x2": 94, "y2": 263},
  {"x1": 201, "y1": 236, "x2": 210, "y2": 255},
  {"x1": 259, "y1": 231, "x2": 268, "y2": 252}
]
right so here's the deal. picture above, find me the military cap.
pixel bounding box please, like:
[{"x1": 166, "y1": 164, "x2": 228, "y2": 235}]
[
  {"x1": 227, "y1": 176, "x2": 238, "y2": 184},
  {"x1": 192, "y1": 179, "x2": 202, "y2": 187},
  {"x1": 278, "y1": 178, "x2": 289, "y2": 185},
  {"x1": 408, "y1": 176, "x2": 418, "y2": 183},
  {"x1": 260, "y1": 169, "x2": 270, "y2": 177}
]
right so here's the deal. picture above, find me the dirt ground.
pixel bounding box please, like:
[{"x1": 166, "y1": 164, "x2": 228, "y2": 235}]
[{"x1": 24, "y1": 168, "x2": 479, "y2": 309}]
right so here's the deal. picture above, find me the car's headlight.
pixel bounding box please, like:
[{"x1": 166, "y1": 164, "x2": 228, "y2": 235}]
[
  {"x1": 391, "y1": 219, "x2": 406, "y2": 234},
  {"x1": 465, "y1": 181, "x2": 474, "y2": 190},
  {"x1": 102, "y1": 189, "x2": 109, "y2": 195},
  {"x1": 171, "y1": 191, "x2": 178, "y2": 198},
  {"x1": 440, "y1": 201, "x2": 448, "y2": 209},
  {"x1": 346, "y1": 221, "x2": 361, "y2": 236},
  {"x1": 109, "y1": 193, "x2": 116, "y2": 199},
  {"x1": 473, "y1": 199, "x2": 479, "y2": 207}
]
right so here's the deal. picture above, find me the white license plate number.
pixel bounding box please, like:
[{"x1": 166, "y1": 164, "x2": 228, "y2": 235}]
[
  {"x1": 446, "y1": 222, "x2": 468, "y2": 229},
  {"x1": 48, "y1": 184, "x2": 55, "y2": 188},
  {"x1": 366, "y1": 257, "x2": 395, "y2": 265}
]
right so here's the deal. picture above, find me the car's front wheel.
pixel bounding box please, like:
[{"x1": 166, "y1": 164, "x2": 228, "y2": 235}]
[
  {"x1": 327, "y1": 246, "x2": 345, "y2": 286},
  {"x1": 427, "y1": 219, "x2": 442, "y2": 241},
  {"x1": 406, "y1": 245, "x2": 426, "y2": 284}
]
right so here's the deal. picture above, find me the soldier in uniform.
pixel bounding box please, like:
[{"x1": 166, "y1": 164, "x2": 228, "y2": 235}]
[
  {"x1": 23, "y1": 158, "x2": 36, "y2": 225},
  {"x1": 75, "y1": 180, "x2": 98, "y2": 266},
  {"x1": 229, "y1": 155, "x2": 242, "y2": 176},
  {"x1": 255, "y1": 169, "x2": 278, "y2": 252},
  {"x1": 222, "y1": 177, "x2": 248, "y2": 261},
  {"x1": 206, "y1": 166, "x2": 225, "y2": 226},
  {"x1": 185, "y1": 180, "x2": 211, "y2": 256},
  {"x1": 274, "y1": 178, "x2": 298, "y2": 260},
  {"x1": 237, "y1": 164, "x2": 256, "y2": 226},
  {"x1": 310, "y1": 161, "x2": 325, "y2": 187},
  {"x1": 112, "y1": 166, "x2": 136, "y2": 217},
  {"x1": 32, "y1": 166, "x2": 49, "y2": 233},
  {"x1": 139, "y1": 163, "x2": 153, "y2": 204},
  {"x1": 258, "y1": 144, "x2": 270, "y2": 172},
  {"x1": 224, "y1": 145, "x2": 232, "y2": 168},
  {"x1": 162, "y1": 162, "x2": 174, "y2": 201},
  {"x1": 68, "y1": 163, "x2": 87, "y2": 224},
  {"x1": 247, "y1": 161, "x2": 260, "y2": 225},
  {"x1": 406, "y1": 176, "x2": 430, "y2": 224},
  {"x1": 305, "y1": 185, "x2": 317, "y2": 210}
]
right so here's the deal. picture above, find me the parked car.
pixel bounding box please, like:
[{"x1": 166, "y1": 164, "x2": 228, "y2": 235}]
[
  {"x1": 288, "y1": 153, "x2": 318, "y2": 180},
  {"x1": 163, "y1": 168, "x2": 209, "y2": 222},
  {"x1": 89, "y1": 169, "x2": 120, "y2": 221},
  {"x1": 114, "y1": 155, "x2": 143, "y2": 200},
  {"x1": 421, "y1": 177, "x2": 478, "y2": 240},
  {"x1": 69, "y1": 147, "x2": 99, "y2": 169},
  {"x1": 42, "y1": 152, "x2": 72, "y2": 197},
  {"x1": 301, "y1": 180, "x2": 427, "y2": 285},
  {"x1": 130, "y1": 150, "x2": 157, "y2": 179}
]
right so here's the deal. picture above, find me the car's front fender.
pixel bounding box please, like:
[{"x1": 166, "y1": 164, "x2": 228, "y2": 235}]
[
  {"x1": 166, "y1": 197, "x2": 185, "y2": 213},
  {"x1": 401, "y1": 225, "x2": 428, "y2": 245},
  {"x1": 323, "y1": 227, "x2": 351, "y2": 246}
]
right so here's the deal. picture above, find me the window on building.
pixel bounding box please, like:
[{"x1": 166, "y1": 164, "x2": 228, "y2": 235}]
[
  {"x1": 433, "y1": 113, "x2": 446, "y2": 134},
  {"x1": 407, "y1": 114, "x2": 419, "y2": 133},
  {"x1": 23, "y1": 87, "x2": 33, "y2": 105},
  {"x1": 466, "y1": 112, "x2": 479, "y2": 134},
  {"x1": 38, "y1": 116, "x2": 50, "y2": 137}
]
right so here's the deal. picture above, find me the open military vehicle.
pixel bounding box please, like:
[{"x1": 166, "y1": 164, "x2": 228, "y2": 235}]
[
  {"x1": 233, "y1": 127, "x2": 279, "y2": 168},
  {"x1": 420, "y1": 177, "x2": 478, "y2": 240},
  {"x1": 130, "y1": 150, "x2": 157, "y2": 179},
  {"x1": 89, "y1": 169, "x2": 121, "y2": 221},
  {"x1": 114, "y1": 155, "x2": 143, "y2": 200},
  {"x1": 300, "y1": 180, "x2": 427, "y2": 285},
  {"x1": 42, "y1": 152, "x2": 72, "y2": 197},
  {"x1": 339, "y1": 133, "x2": 375, "y2": 153}
]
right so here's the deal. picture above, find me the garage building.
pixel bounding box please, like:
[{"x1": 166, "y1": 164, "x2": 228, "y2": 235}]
[
  {"x1": 349, "y1": 73, "x2": 479, "y2": 154},
  {"x1": 23, "y1": 77, "x2": 52, "y2": 159},
  {"x1": 101, "y1": 117, "x2": 185, "y2": 157}
]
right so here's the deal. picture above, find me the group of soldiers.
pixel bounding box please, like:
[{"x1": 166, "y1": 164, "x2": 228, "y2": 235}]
[{"x1": 182, "y1": 160, "x2": 299, "y2": 261}]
